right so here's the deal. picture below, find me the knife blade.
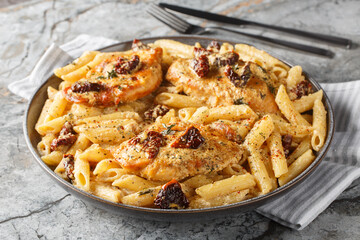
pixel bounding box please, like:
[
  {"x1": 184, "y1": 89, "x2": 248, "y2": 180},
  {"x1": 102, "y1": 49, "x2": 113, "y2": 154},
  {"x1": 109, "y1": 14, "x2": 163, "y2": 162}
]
[{"x1": 159, "y1": 2, "x2": 352, "y2": 48}]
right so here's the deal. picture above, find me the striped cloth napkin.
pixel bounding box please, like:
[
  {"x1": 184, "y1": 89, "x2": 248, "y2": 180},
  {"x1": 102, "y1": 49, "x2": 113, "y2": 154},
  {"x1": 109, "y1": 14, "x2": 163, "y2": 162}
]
[{"x1": 9, "y1": 35, "x2": 360, "y2": 230}]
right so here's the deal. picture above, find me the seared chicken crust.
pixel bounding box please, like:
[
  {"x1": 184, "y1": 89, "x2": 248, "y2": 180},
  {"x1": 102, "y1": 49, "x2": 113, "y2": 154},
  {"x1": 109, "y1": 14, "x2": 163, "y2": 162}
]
[
  {"x1": 112, "y1": 120, "x2": 245, "y2": 181},
  {"x1": 64, "y1": 46, "x2": 162, "y2": 107},
  {"x1": 166, "y1": 56, "x2": 280, "y2": 114}
]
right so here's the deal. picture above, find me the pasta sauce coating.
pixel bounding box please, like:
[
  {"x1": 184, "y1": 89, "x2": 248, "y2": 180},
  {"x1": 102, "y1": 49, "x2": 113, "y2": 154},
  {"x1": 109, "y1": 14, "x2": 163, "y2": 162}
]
[{"x1": 35, "y1": 39, "x2": 327, "y2": 210}]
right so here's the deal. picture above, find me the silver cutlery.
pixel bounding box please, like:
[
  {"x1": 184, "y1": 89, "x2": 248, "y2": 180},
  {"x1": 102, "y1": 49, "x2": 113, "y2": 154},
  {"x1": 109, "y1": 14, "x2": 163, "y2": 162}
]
[
  {"x1": 159, "y1": 2, "x2": 352, "y2": 49},
  {"x1": 147, "y1": 3, "x2": 334, "y2": 58}
]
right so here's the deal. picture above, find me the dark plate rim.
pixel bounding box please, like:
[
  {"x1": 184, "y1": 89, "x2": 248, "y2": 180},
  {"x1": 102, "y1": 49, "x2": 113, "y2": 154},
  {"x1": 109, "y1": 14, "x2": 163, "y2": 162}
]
[{"x1": 23, "y1": 35, "x2": 335, "y2": 214}]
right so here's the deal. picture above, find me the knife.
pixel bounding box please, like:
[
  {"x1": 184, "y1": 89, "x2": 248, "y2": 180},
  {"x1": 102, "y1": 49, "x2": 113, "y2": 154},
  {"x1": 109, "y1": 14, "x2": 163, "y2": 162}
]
[{"x1": 159, "y1": 2, "x2": 352, "y2": 49}]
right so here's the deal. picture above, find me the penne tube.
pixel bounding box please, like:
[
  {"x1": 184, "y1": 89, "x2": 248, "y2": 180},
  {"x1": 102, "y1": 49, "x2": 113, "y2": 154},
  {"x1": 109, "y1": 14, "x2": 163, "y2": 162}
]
[
  {"x1": 267, "y1": 129, "x2": 288, "y2": 178},
  {"x1": 293, "y1": 90, "x2": 323, "y2": 113},
  {"x1": 54, "y1": 51, "x2": 99, "y2": 77},
  {"x1": 77, "y1": 144, "x2": 112, "y2": 163},
  {"x1": 69, "y1": 104, "x2": 103, "y2": 119},
  {"x1": 93, "y1": 159, "x2": 121, "y2": 175},
  {"x1": 36, "y1": 115, "x2": 67, "y2": 135},
  {"x1": 96, "y1": 168, "x2": 127, "y2": 182},
  {"x1": 190, "y1": 105, "x2": 257, "y2": 125},
  {"x1": 73, "y1": 150, "x2": 91, "y2": 191},
  {"x1": 247, "y1": 150, "x2": 273, "y2": 194},
  {"x1": 285, "y1": 66, "x2": 304, "y2": 93},
  {"x1": 195, "y1": 173, "x2": 256, "y2": 200},
  {"x1": 76, "y1": 111, "x2": 142, "y2": 125},
  {"x1": 288, "y1": 136, "x2": 311, "y2": 165},
  {"x1": 278, "y1": 149, "x2": 315, "y2": 186},
  {"x1": 153, "y1": 39, "x2": 194, "y2": 58},
  {"x1": 41, "y1": 150, "x2": 63, "y2": 166},
  {"x1": 112, "y1": 175, "x2": 157, "y2": 192},
  {"x1": 183, "y1": 175, "x2": 213, "y2": 189},
  {"x1": 155, "y1": 92, "x2": 204, "y2": 108},
  {"x1": 311, "y1": 99, "x2": 327, "y2": 151},
  {"x1": 244, "y1": 115, "x2": 274, "y2": 152},
  {"x1": 275, "y1": 85, "x2": 311, "y2": 127},
  {"x1": 178, "y1": 107, "x2": 197, "y2": 122},
  {"x1": 121, "y1": 186, "x2": 161, "y2": 207},
  {"x1": 91, "y1": 182, "x2": 123, "y2": 203},
  {"x1": 66, "y1": 133, "x2": 91, "y2": 155},
  {"x1": 37, "y1": 133, "x2": 56, "y2": 156},
  {"x1": 61, "y1": 52, "x2": 125, "y2": 82},
  {"x1": 44, "y1": 91, "x2": 68, "y2": 122},
  {"x1": 190, "y1": 189, "x2": 250, "y2": 208}
]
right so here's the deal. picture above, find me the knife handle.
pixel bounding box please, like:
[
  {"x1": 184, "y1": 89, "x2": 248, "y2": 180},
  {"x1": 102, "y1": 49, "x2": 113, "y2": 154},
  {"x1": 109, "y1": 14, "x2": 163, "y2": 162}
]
[
  {"x1": 210, "y1": 27, "x2": 334, "y2": 58},
  {"x1": 249, "y1": 22, "x2": 352, "y2": 49}
]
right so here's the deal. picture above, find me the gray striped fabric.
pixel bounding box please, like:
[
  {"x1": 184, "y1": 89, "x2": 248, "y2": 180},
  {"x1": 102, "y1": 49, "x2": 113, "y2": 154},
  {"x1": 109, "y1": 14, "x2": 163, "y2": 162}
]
[
  {"x1": 257, "y1": 80, "x2": 360, "y2": 230},
  {"x1": 8, "y1": 35, "x2": 360, "y2": 230}
]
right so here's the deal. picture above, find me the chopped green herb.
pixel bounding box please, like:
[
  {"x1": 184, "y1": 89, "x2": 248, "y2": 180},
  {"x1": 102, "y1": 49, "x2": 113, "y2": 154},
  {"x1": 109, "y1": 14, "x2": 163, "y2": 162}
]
[
  {"x1": 96, "y1": 76, "x2": 106, "y2": 79},
  {"x1": 267, "y1": 84, "x2": 275, "y2": 94},
  {"x1": 107, "y1": 69, "x2": 118, "y2": 79},
  {"x1": 161, "y1": 123, "x2": 176, "y2": 135},
  {"x1": 260, "y1": 92, "x2": 266, "y2": 99},
  {"x1": 234, "y1": 98, "x2": 248, "y2": 105},
  {"x1": 138, "y1": 189, "x2": 153, "y2": 196},
  {"x1": 258, "y1": 65, "x2": 267, "y2": 73},
  {"x1": 118, "y1": 86, "x2": 123, "y2": 90}
]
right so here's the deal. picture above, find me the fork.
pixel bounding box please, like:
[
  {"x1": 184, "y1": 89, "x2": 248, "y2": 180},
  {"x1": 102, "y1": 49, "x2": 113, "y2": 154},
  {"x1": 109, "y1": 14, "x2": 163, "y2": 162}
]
[{"x1": 147, "y1": 3, "x2": 334, "y2": 58}]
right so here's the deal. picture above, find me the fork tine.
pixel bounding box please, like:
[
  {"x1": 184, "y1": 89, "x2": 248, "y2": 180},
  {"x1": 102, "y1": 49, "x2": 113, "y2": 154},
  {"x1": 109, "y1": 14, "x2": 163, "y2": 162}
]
[
  {"x1": 147, "y1": 11, "x2": 186, "y2": 33},
  {"x1": 147, "y1": 4, "x2": 191, "y2": 32},
  {"x1": 147, "y1": 4, "x2": 188, "y2": 32},
  {"x1": 149, "y1": 4, "x2": 191, "y2": 29}
]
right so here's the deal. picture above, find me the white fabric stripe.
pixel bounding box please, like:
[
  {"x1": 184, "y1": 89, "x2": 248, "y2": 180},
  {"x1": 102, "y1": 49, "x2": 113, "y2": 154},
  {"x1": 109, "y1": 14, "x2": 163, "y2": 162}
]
[
  {"x1": 8, "y1": 35, "x2": 118, "y2": 99},
  {"x1": 293, "y1": 168, "x2": 360, "y2": 229},
  {"x1": 7, "y1": 35, "x2": 360, "y2": 230},
  {"x1": 289, "y1": 163, "x2": 346, "y2": 221},
  {"x1": 259, "y1": 162, "x2": 342, "y2": 220},
  {"x1": 256, "y1": 162, "x2": 360, "y2": 230}
]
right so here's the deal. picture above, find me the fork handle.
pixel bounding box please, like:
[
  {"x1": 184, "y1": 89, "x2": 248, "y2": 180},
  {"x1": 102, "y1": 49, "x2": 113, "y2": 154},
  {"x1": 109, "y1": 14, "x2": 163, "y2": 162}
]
[
  {"x1": 248, "y1": 22, "x2": 352, "y2": 49},
  {"x1": 211, "y1": 27, "x2": 334, "y2": 58}
]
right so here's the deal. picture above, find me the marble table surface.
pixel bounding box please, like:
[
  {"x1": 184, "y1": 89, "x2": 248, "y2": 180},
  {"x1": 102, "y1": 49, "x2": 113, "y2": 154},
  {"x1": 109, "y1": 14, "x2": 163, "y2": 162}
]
[{"x1": 0, "y1": 0, "x2": 359, "y2": 239}]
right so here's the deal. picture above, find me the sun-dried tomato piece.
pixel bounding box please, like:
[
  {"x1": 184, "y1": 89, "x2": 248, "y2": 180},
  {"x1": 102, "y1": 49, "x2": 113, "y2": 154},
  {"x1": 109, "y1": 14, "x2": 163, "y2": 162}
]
[
  {"x1": 224, "y1": 63, "x2": 251, "y2": 88},
  {"x1": 214, "y1": 52, "x2": 240, "y2": 67},
  {"x1": 131, "y1": 39, "x2": 148, "y2": 51},
  {"x1": 191, "y1": 55, "x2": 210, "y2": 78},
  {"x1": 59, "y1": 122, "x2": 76, "y2": 136},
  {"x1": 171, "y1": 126, "x2": 205, "y2": 149},
  {"x1": 207, "y1": 41, "x2": 220, "y2": 51},
  {"x1": 71, "y1": 81, "x2": 105, "y2": 93},
  {"x1": 193, "y1": 47, "x2": 209, "y2": 58},
  {"x1": 282, "y1": 135, "x2": 293, "y2": 158},
  {"x1": 292, "y1": 81, "x2": 313, "y2": 99},
  {"x1": 50, "y1": 122, "x2": 77, "y2": 151},
  {"x1": 154, "y1": 179, "x2": 189, "y2": 209},
  {"x1": 114, "y1": 55, "x2": 141, "y2": 74},
  {"x1": 144, "y1": 105, "x2": 170, "y2": 121},
  {"x1": 128, "y1": 137, "x2": 140, "y2": 146},
  {"x1": 142, "y1": 131, "x2": 165, "y2": 159},
  {"x1": 224, "y1": 65, "x2": 241, "y2": 87},
  {"x1": 63, "y1": 154, "x2": 75, "y2": 181}
]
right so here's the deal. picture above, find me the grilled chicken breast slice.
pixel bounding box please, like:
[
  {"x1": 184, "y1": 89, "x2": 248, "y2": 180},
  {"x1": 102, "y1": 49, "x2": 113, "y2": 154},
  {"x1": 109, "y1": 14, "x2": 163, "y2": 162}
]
[
  {"x1": 166, "y1": 55, "x2": 279, "y2": 114},
  {"x1": 112, "y1": 121, "x2": 245, "y2": 181},
  {"x1": 64, "y1": 44, "x2": 162, "y2": 107}
]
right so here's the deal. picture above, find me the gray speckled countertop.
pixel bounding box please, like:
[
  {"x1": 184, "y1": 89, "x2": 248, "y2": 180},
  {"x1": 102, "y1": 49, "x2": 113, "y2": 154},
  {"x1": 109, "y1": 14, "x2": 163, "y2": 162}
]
[{"x1": 0, "y1": 0, "x2": 359, "y2": 239}]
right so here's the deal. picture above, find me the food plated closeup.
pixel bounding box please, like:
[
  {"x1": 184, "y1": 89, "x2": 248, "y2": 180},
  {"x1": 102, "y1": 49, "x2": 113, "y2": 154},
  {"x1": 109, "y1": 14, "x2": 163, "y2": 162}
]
[{"x1": 24, "y1": 36, "x2": 334, "y2": 219}]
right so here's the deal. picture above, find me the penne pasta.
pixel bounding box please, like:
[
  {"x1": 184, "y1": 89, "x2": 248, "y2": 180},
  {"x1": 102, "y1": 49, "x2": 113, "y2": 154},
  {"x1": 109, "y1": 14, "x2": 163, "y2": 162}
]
[
  {"x1": 35, "y1": 40, "x2": 328, "y2": 209},
  {"x1": 278, "y1": 149, "x2": 315, "y2": 186},
  {"x1": 311, "y1": 99, "x2": 327, "y2": 151}
]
